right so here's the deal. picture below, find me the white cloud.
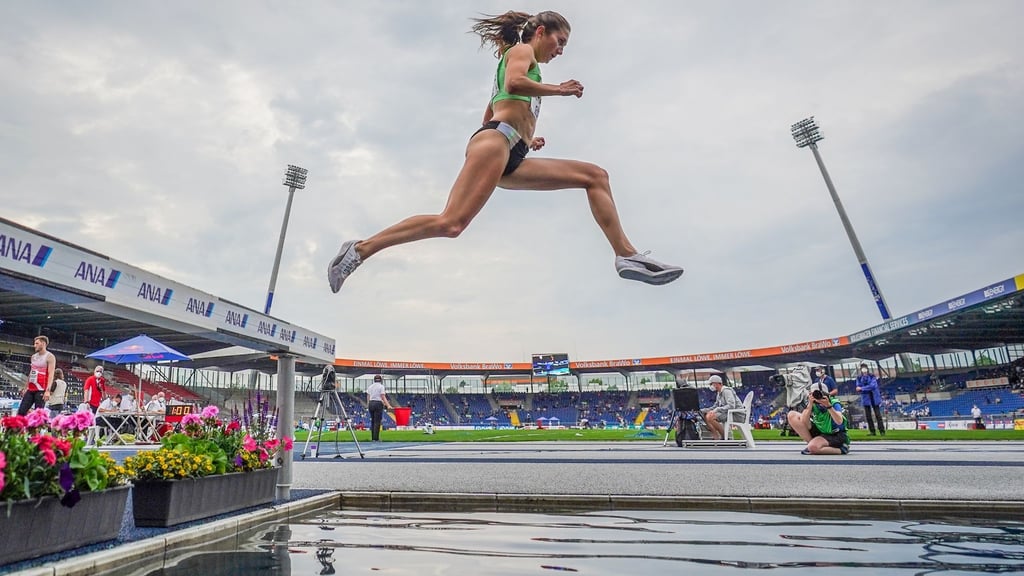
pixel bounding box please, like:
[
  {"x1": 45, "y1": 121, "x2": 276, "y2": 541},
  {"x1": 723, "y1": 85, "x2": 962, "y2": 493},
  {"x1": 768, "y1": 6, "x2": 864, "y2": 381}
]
[{"x1": 2, "y1": 0, "x2": 1022, "y2": 363}]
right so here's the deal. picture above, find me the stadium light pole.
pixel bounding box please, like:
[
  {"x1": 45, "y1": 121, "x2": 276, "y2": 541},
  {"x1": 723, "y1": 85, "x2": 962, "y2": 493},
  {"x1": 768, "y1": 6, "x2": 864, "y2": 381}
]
[
  {"x1": 264, "y1": 164, "x2": 308, "y2": 315},
  {"x1": 790, "y1": 117, "x2": 893, "y2": 321}
]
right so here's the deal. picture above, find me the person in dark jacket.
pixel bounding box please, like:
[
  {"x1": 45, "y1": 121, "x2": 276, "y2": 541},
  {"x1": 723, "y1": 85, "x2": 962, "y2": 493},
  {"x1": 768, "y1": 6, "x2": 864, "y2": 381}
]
[{"x1": 855, "y1": 363, "x2": 885, "y2": 436}]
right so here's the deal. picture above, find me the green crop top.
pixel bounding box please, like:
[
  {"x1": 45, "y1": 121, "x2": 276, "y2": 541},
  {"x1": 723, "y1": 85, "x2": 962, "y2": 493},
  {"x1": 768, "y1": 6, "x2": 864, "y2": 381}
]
[{"x1": 491, "y1": 49, "x2": 542, "y2": 118}]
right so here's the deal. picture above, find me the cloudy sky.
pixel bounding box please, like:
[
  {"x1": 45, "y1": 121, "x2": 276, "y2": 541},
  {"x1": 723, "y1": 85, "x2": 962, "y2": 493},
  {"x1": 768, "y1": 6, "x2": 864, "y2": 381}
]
[{"x1": 3, "y1": 1, "x2": 1022, "y2": 363}]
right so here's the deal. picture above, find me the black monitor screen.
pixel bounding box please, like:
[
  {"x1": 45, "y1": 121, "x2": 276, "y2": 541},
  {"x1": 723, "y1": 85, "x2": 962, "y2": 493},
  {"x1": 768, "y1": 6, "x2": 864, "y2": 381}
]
[
  {"x1": 532, "y1": 353, "x2": 570, "y2": 376},
  {"x1": 672, "y1": 388, "x2": 700, "y2": 412}
]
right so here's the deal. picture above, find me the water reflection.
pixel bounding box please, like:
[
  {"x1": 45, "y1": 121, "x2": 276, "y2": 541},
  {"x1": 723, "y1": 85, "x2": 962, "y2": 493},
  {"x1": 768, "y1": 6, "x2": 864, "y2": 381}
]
[{"x1": 136, "y1": 510, "x2": 1024, "y2": 575}]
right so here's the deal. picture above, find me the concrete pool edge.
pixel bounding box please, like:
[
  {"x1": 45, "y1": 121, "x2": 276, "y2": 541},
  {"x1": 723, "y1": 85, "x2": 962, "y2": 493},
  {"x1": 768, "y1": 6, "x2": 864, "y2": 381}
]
[
  {"x1": 12, "y1": 491, "x2": 1022, "y2": 575},
  {"x1": 339, "y1": 491, "x2": 1024, "y2": 521},
  {"x1": 9, "y1": 492, "x2": 339, "y2": 576}
]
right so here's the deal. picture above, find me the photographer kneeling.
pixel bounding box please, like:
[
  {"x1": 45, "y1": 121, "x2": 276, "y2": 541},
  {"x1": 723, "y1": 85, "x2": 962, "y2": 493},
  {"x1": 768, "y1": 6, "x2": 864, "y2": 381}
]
[{"x1": 787, "y1": 382, "x2": 850, "y2": 455}]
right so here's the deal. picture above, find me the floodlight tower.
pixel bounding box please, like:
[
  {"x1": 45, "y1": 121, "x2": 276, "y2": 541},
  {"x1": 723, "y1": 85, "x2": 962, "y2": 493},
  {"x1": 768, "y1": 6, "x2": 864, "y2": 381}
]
[
  {"x1": 264, "y1": 164, "x2": 308, "y2": 315},
  {"x1": 790, "y1": 117, "x2": 892, "y2": 321}
]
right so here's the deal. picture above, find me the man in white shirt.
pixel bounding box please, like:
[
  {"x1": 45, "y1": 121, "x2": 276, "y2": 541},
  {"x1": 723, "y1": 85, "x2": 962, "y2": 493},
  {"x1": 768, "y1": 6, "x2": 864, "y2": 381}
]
[
  {"x1": 120, "y1": 392, "x2": 138, "y2": 412},
  {"x1": 98, "y1": 393, "x2": 121, "y2": 413},
  {"x1": 145, "y1": 392, "x2": 167, "y2": 413},
  {"x1": 971, "y1": 404, "x2": 984, "y2": 429},
  {"x1": 366, "y1": 375, "x2": 393, "y2": 442}
]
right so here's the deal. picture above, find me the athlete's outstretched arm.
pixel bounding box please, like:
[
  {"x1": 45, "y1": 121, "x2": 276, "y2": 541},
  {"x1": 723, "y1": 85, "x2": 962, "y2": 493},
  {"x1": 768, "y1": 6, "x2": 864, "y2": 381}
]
[{"x1": 504, "y1": 44, "x2": 582, "y2": 98}]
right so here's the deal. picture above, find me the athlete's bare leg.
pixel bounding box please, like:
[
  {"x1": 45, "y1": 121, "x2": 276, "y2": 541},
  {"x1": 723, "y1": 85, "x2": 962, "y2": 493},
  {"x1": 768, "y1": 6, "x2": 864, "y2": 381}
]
[
  {"x1": 498, "y1": 157, "x2": 636, "y2": 257},
  {"x1": 355, "y1": 131, "x2": 510, "y2": 260}
]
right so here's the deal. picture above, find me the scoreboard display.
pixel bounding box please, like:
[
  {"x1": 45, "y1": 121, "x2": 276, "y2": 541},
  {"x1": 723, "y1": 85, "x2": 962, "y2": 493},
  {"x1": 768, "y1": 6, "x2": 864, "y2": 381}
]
[{"x1": 164, "y1": 404, "x2": 195, "y2": 423}]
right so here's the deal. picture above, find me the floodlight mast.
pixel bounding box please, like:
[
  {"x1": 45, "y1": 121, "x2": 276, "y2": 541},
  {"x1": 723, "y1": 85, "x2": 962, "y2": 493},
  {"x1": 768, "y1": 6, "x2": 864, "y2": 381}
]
[
  {"x1": 791, "y1": 117, "x2": 892, "y2": 321},
  {"x1": 264, "y1": 164, "x2": 308, "y2": 315}
]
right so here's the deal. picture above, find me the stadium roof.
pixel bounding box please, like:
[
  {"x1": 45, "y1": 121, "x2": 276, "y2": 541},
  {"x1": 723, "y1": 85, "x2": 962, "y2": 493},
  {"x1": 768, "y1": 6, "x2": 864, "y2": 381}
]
[
  {"x1": 3, "y1": 214, "x2": 1021, "y2": 380},
  {"x1": 325, "y1": 274, "x2": 1024, "y2": 379},
  {"x1": 0, "y1": 216, "x2": 334, "y2": 367}
]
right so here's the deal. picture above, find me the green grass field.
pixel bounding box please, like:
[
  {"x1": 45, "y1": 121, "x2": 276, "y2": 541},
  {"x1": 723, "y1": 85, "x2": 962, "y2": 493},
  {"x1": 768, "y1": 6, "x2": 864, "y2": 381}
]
[{"x1": 292, "y1": 427, "x2": 1023, "y2": 443}]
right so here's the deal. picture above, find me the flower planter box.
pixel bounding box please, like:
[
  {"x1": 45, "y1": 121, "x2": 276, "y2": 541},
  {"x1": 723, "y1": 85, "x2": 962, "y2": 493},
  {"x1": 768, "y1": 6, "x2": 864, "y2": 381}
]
[
  {"x1": 0, "y1": 486, "x2": 129, "y2": 566},
  {"x1": 132, "y1": 467, "x2": 278, "y2": 527}
]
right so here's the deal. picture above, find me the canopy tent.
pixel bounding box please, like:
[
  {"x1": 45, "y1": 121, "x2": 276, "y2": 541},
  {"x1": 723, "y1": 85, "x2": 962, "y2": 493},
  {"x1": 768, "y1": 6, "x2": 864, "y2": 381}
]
[{"x1": 86, "y1": 334, "x2": 191, "y2": 408}]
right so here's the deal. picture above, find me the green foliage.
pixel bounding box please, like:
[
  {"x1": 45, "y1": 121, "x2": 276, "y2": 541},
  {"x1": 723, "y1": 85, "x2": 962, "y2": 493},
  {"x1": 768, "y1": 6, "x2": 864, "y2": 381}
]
[
  {"x1": 67, "y1": 440, "x2": 121, "y2": 491},
  {"x1": 547, "y1": 380, "x2": 569, "y2": 393},
  {"x1": 975, "y1": 352, "x2": 997, "y2": 367},
  {"x1": 161, "y1": 433, "x2": 229, "y2": 475},
  {"x1": 292, "y1": 427, "x2": 1024, "y2": 443}
]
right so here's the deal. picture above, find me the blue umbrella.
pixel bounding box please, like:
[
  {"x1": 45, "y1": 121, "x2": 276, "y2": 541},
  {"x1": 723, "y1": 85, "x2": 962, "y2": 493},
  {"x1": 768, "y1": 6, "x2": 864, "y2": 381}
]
[
  {"x1": 87, "y1": 335, "x2": 190, "y2": 408},
  {"x1": 87, "y1": 334, "x2": 190, "y2": 364}
]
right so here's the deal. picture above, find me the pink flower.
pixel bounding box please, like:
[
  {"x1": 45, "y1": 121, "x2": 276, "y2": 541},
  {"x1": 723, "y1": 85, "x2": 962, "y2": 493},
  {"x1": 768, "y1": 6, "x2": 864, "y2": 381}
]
[
  {"x1": 226, "y1": 421, "x2": 240, "y2": 433},
  {"x1": 181, "y1": 413, "x2": 202, "y2": 427},
  {"x1": 0, "y1": 450, "x2": 7, "y2": 470},
  {"x1": 265, "y1": 439, "x2": 280, "y2": 452},
  {"x1": 283, "y1": 437, "x2": 293, "y2": 451},
  {"x1": 51, "y1": 414, "x2": 72, "y2": 432},
  {"x1": 242, "y1": 435, "x2": 257, "y2": 452},
  {"x1": 26, "y1": 408, "x2": 50, "y2": 428},
  {"x1": 40, "y1": 448, "x2": 56, "y2": 466},
  {"x1": 74, "y1": 411, "x2": 95, "y2": 430},
  {"x1": 258, "y1": 449, "x2": 268, "y2": 462},
  {"x1": 0, "y1": 470, "x2": 5, "y2": 493},
  {"x1": 201, "y1": 406, "x2": 219, "y2": 419}
]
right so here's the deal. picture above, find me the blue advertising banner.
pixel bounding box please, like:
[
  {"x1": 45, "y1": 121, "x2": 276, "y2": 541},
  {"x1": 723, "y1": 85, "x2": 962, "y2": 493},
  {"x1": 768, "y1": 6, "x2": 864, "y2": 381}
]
[{"x1": 850, "y1": 277, "x2": 1019, "y2": 343}]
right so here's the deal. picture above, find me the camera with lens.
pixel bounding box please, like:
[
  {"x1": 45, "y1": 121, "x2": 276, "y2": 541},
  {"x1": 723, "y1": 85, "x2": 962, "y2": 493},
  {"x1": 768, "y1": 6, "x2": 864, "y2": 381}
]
[
  {"x1": 320, "y1": 365, "x2": 337, "y2": 391},
  {"x1": 811, "y1": 389, "x2": 825, "y2": 400}
]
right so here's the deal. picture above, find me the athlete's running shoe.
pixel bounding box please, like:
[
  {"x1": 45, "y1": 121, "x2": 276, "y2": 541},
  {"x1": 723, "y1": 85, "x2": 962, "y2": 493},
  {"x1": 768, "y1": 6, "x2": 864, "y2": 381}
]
[
  {"x1": 615, "y1": 251, "x2": 684, "y2": 285},
  {"x1": 327, "y1": 240, "x2": 363, "y2": 293}
]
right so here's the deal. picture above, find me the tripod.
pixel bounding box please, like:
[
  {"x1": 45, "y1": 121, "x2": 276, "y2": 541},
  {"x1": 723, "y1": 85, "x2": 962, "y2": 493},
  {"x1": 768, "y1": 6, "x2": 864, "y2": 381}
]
[{"x1": 301, "y1": 387, "x2": 364, "y2": 459}]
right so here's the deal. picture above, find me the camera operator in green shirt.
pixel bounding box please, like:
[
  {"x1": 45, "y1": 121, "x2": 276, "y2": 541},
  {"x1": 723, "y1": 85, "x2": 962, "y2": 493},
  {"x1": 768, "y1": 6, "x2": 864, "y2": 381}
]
[{"x1": 787, "y1": 382, "x2": 850, "y2": 455}]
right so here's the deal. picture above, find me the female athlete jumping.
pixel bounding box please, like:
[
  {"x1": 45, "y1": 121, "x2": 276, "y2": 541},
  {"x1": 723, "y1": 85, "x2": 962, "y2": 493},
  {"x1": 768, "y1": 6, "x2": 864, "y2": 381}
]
[{"x1": 329, "y1": 10, "x2": 683, "y2": 293}]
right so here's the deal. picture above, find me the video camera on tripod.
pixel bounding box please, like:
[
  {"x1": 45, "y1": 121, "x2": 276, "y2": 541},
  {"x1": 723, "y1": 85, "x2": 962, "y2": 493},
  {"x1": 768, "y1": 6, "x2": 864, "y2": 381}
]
[
  {"x1": 320, "y1": 365, "x2": 336, "y2": 391},
  {"x1": 772, "y1": 365, "x2": 813, "y2": 411},
  {"x1": 301, "y1": 364, "x2": 364, "y2": 459}
]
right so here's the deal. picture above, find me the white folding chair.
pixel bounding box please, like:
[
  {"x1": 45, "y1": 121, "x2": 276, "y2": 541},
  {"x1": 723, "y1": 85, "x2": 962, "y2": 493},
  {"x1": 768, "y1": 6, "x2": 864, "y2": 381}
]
[{"x1": 723, "y1": 391, "x2": 756, "y2": 449}]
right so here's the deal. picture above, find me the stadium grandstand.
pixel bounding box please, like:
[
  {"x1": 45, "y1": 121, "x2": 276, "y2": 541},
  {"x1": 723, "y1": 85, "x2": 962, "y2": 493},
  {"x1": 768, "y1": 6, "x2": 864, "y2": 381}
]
[{"x1": 2, "y1": 215, "x2": 1023, "y2": 434}]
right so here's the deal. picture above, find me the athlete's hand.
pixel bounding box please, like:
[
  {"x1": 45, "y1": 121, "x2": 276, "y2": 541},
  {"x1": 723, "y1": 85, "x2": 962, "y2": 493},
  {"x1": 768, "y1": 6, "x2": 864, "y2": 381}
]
[
  {"x1": 558, "y1": 79, "x2": 584, "y2": 98},
  {"x1": 530, "y1": 137, "x2": 546, "y2": 151}
]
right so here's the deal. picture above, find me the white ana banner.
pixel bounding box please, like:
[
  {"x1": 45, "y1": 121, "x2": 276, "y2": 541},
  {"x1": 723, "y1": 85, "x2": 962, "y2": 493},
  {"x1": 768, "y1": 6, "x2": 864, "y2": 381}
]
[{"x1": 1, "y1": 218, "x2": 334, "y2": 363}]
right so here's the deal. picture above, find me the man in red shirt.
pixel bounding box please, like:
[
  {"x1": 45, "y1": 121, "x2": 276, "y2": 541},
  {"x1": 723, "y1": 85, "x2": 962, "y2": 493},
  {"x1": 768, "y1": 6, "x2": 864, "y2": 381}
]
[{"x1": 83, "y1": 365, "x2": 107, "y2": 414}]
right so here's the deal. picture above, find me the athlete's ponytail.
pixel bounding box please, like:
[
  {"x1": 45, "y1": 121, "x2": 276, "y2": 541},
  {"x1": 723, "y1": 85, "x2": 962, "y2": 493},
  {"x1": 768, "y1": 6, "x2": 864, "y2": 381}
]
[{"x1": 471, "y1": 10, "x2": 570, "y2": 58}]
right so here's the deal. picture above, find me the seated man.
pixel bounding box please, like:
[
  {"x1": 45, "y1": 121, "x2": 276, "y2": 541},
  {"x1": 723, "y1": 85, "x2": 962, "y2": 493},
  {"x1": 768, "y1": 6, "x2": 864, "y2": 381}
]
[
  {"x1": 787, "y1": 382, "x2": 850, "y2": 455},
  {"x1": 96, "y1": 393, "x2": 130, "y2": 441},
  {"x1": 702, "y1": 375, "x2": 741, "y2": 440},
  {"x1": 98, "y1": 393, "x2": 121, "y2": 413},
  {"x1": 119, "y1": 392, "x2": 138, "y2": 412},
  {"x1": 145, "y1": 391, "x2": 167, "y2": 413}
]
